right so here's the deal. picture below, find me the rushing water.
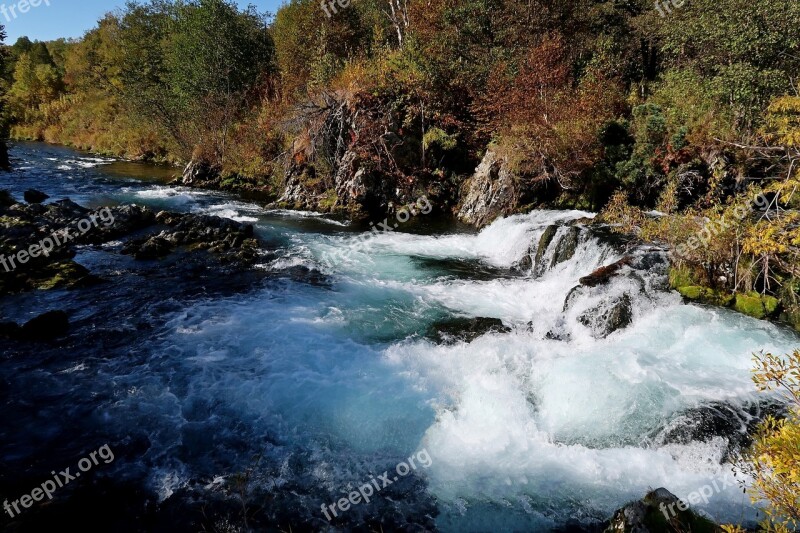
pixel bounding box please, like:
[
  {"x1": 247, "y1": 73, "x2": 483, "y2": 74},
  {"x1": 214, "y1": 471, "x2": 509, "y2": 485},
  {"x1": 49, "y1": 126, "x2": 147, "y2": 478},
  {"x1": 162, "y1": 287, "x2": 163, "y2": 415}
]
[{"x1": 1, "y1": 142, "x2": 798, "y2": 531}]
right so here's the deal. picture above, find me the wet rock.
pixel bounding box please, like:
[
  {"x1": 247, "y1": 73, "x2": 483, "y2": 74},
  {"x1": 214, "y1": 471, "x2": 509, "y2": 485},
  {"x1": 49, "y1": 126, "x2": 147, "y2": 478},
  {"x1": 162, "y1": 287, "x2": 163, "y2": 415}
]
[
  {"x1": 426, "y1": 316, "x2": 511, "y2": 344},
  {"x1": 551, "y1": 226, "x2": 580, "y2": 268},
  {"x1": 580, "y1": 257, "x2": 633, "y2": 287},
  {"x1": 11, "y1": 311, "x2": 70, "y2": 341},
  {"x1": 121, "y1": 212, "x2": 260, "y2": 265},
  {"x1": 0, "y1": 189, "x2": 15, "y2": 207},
  {"x1": 457, "y1": 150, "x2": 518, "y2": 228},
  {"x1": 24, "y1": 189, "x2": 49, "y2": 204},
  {"x1": 21, "y1": 310, "x2": 70, "y2": 340},
  {"x1": 579, "y1": 294, "x2": 633, "y2": 338},
  {"x1": 532, "y1": 225, "x2": 559, "y2": 275},
  {"x1": 604, "y1": 487, "x2": 720, "y2": 533},
  {"x1": 650, "y1": 400, "x2": 787, "y2": 459}
]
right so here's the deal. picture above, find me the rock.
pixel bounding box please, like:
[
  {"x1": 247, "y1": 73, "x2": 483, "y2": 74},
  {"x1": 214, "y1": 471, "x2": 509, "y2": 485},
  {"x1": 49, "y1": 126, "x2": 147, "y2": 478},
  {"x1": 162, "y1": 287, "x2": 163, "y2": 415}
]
[
  {"x1": 0, "y1": 321, "x2": 21, "y2": 338},
  {"x1": 180, "y1": 159, "x2": 221, "y2": 187},
  {"x1": 650, "y1": 400, "x2": 786, "y2": 460},
  {"x1": 532, "y1": 225, "x2": 559, "y2": 276},
  {"x1": 0, "y1": 141, "x2": 9, "y2": 172},
  {"x1": 457, "y1": 150, "x2": 518, "y2": 228},
  {"x1": 121, "y1": 212, "x2": 260, "y2": 265},
  {"x1": 0, "y1": 190, "x2": 17, "y2": 207},
  {"x1": 580, "y1": 257, "x2": 633, "y2": 287},
  {"x1": 604, "y1": 488, "x2": 720, "y2": 533},
  {"x1": 18, "y1": 310, "x2": 70, "y2": 341},
  {"x1": 551, "y1": 226, "x2": 580, "y2": 268},
  {"x1": 426, "y1": 316, "x2": 511, "y2": 344},
  {"x1": 24, "y1": 189, "x2": 49, "y2": 204},
  {"x1": 579, "y1": 294, "x2": 633, "y2": 338},
  {"x1": 334, "y1": 151, "x2": 394, "y2": 218}
]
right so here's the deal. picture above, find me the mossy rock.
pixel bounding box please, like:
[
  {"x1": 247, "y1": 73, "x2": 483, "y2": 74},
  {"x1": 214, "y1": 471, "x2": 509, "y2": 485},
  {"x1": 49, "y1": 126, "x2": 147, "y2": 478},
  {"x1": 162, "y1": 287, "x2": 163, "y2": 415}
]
[
  {"x1": 677, "y1": 285, "x2": 704, "y2": 299},
  {"x1": 734, "y1": 292, "x2": 779, "y2": 320},
  {"x1": 676, "y1": 285, "x2": 734, "y2": 307},
  {"x1": 33, "y1": 262, "x2": 93, "y2": 291}
]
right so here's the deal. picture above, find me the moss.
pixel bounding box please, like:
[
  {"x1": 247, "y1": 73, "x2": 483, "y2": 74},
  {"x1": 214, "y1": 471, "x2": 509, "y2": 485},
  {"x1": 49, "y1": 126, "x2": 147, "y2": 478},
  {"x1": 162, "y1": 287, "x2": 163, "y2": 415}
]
[
  {"x1": 318, "y1": 189, "x2": 339, "y2": 211},
  {"x1": 677, "y1": 285, "x2": 704, "y2": 299},
  {"x1": 763, "y1": 295, "x2": 780, "y2": 315},
  {"x1": 669, "y1": 265, "x2": 698, "y2": 289},
  {"x1": 735, "y1": 292, "x2": 771, "y2": 319},
  {"x1": 676, "y1": 285, "x2": 734, "y2": 306}
]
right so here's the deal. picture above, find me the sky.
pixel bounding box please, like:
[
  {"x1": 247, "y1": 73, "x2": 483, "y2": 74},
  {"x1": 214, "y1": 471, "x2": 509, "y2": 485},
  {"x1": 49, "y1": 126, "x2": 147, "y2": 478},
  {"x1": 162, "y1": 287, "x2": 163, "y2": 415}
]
[{"x1": 3, "y1": 0, "x2": 285, "y2": 43}]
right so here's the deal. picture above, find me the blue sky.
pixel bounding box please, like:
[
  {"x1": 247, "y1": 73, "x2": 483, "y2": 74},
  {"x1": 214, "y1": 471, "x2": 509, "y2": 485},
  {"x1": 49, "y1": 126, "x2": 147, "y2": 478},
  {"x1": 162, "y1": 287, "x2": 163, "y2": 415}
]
[{"x1": 4, "y1": 0, "x2": 285, "y2": 43}]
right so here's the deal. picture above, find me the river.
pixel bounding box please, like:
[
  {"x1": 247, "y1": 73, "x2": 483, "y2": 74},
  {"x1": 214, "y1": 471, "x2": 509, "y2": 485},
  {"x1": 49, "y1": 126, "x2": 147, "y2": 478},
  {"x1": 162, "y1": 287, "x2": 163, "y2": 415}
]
[{"x1": 1, "y1": 142, "x2": 796, "y2": 531}]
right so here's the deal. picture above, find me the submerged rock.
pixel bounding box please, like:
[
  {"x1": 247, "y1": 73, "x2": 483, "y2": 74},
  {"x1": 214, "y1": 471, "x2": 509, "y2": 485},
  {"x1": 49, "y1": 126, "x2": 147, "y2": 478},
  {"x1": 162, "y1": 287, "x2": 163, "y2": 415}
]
[
  {"x1": 0, "y1": 196, "x2": 266, "y2": 297},
  {"x1": 457, "y1": 150, "x2": 518, "y2": 228},
  {"x1": 650, "y1": 400, "x2": 786, "y2": 460},
  {"x1": 604, "y1": 488, "x2": 720, "y2": 533},
  {"x1": 0, "y1": 310, "x2": 70, "y2": 341},
  {"x1": 426, "y1": 316, "x2": 511, "y2": 344}
]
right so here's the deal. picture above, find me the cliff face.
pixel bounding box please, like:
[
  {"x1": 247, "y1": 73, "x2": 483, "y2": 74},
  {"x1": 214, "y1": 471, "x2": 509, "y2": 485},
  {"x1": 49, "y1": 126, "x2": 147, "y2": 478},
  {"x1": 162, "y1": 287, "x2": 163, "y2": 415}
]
[{"x1": 273, "y1": 92, "x2": 456, "y2": 219}]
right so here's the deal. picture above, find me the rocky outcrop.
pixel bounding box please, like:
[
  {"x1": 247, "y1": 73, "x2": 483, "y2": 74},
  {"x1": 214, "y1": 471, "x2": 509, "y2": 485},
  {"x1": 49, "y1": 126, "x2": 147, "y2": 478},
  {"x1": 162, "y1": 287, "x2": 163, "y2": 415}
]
[
  {"x1": 178, "y1": 159, "x2": 221, "y2": 188},
  {"x1": 604, "y1": 488, "x2": 720, "y2": 533},
  {"x1": 457, "y1": 150, "x2": 518, "y2": 228},
  {"x1": 0, "y1": 191, "x2": 264, "y2": 297},
  {"x1": 121, "y1": 211, "x2": 259, "y2": 264},
  {"x1": 559, "y1": 241, "x2": 670, "y2": 339}
]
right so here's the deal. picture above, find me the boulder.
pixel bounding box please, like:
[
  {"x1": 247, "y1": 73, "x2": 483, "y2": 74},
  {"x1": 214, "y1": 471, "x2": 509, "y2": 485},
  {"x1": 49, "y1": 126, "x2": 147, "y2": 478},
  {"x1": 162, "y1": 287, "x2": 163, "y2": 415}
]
[
  {"x1": 24, "y1": 189, "x2": 49, "y2": 204},
  {"x1": 0, "y1": 190, "x2": 15, "y2": 207},
  {"x1": 457, "y1": 150, "x2": 518, "y2": 228},
  {"x1": 19, "y1": 311, "x2": 70, "y2": 341}
]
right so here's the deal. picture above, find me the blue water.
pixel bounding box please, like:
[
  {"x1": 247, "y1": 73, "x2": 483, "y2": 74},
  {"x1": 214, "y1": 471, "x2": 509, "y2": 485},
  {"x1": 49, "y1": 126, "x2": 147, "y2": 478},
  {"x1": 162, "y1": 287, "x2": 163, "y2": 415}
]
[{"x1": 1, "y1": 142, "x2": 797, "y2": 531}]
